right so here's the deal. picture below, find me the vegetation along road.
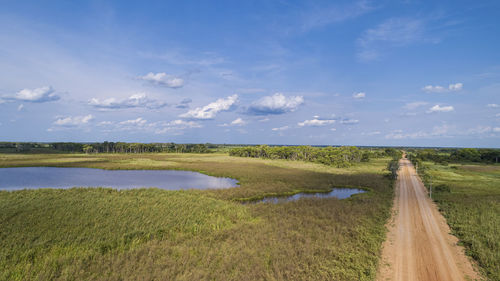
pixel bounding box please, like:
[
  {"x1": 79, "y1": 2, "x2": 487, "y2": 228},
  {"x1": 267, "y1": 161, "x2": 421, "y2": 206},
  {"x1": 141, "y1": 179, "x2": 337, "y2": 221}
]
[{"x1": 377, "y1": 157, "x2": 479, "y2": 281}]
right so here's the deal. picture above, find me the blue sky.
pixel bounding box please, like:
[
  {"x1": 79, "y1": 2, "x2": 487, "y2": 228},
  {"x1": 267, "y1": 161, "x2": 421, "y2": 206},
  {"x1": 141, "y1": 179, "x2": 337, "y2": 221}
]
[{"x1": 1, "y1": 0, "x2": 499, "y2": 147}]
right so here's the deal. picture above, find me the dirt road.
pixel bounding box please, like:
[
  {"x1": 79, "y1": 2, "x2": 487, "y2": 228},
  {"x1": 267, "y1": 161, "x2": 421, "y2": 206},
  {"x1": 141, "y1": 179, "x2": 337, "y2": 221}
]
[{"x1": 377, "y1": 158, "x2": 480, "y2": 281}]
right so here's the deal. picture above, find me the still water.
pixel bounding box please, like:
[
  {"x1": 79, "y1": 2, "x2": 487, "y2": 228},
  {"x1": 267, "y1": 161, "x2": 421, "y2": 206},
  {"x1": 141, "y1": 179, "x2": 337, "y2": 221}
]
[
  {"x1": 247, "y1": 188, "x2": 366, "y2": 204},
  {"x1": 0, "y1": 167, "x2": 239, "y2": 190}
]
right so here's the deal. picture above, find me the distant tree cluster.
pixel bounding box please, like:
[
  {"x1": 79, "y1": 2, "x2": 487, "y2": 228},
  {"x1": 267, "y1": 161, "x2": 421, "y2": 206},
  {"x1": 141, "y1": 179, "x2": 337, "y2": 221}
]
[
  {"x1": 407, "y1": 148, "x2": 500, "y2": 164},
  {"x1": 81, "y1": 142, "x2": 212, "y2": 154},
  {"x1": 0, "y1": 142, "x2": 214, "y2": 154},
  {"x1": 229, "y1": 145, "x2": 381, "y2": 167}
]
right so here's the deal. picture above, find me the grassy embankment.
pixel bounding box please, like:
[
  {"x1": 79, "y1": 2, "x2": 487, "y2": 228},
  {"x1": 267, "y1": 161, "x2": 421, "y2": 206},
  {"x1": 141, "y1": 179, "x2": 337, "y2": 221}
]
[
  {"x1": 419, "y1": 161, "x2": 500, "y2": 280},
  {"x1": 1, "y1": 153, "x2": 394, "y2": 280}
]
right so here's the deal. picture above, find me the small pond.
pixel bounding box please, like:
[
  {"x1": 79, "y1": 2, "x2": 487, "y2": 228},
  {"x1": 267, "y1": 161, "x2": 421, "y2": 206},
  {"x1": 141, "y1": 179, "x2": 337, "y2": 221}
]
[
  {"x1": 0, "y1": 167, "x2": 239, "y2": 191},
  {"x1": 246, "y1": 188, "x2": 366, "y2": 204}
]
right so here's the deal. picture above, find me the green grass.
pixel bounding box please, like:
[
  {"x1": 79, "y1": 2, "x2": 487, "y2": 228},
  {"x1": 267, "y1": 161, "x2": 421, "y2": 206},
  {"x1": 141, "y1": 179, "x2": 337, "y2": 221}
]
[
  {"x1": 0, "y1": 153, "x2": 394, "y2": 280},
  {"x1": 423, "y1": 162, "x2": 500, "y2": 280}
]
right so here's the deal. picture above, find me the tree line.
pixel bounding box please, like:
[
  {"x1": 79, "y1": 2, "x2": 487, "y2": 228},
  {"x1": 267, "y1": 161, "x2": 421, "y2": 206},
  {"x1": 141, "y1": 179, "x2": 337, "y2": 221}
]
[
  {"x1": 407, "y1": 148, "x2": 500, "y2": 164},
  {"x1": 229, "y1": 145, "x2": 400, "y2": 167},
  {"x1": 0, "y1": 142, "x2": 215, "y2": 154}
]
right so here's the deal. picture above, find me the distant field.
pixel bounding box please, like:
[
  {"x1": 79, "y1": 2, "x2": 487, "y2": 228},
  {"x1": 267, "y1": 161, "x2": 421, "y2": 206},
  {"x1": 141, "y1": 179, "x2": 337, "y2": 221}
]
[
  {"x1": 423, "y1": 162, "x2": 500, "y2": 280},
  {"x1": 0, "y1": 153, "x2": 394, "y2": 280}
]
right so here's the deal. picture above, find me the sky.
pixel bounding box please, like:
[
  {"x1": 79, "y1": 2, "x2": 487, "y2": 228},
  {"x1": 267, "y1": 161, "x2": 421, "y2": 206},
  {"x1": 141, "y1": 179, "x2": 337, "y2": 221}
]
[{"x1": 1, "y1": 0, "x2": 499, "y2": 147}]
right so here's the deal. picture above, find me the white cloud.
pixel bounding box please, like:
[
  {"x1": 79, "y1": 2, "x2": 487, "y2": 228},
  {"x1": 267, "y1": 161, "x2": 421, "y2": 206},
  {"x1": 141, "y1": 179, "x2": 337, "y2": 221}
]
[
  {"x1": 487, "y1": 104, "x2": 499, "y2": 108},
  {"x1": 167, "y1": 119, "x2": 202, "y2": 128},
  {"x1": 180, "y1": 95, "x2": 238, "y2": 120},
  {"x1": 422, "y1": 85, "x2": 446, "y2": 93},
  {"x1": 465, "y1": 126, "x2": 500, "y2": 135},
  {"x1": 352, "y1": 92, "x2": 366, "y2": 99},
  {"x1": 385, "y1": 131, "x2": 428, "y2": 140},
  {"x1": 3, "y1": 86, "x2": 60, "y2": 103},
  {"x1": 98, "y1": 118, "x2": 201, "y2": 134},
  {"x1": 155, "y1": 120, "x2": 202, "y2": 134},
  {"x1": 54, "y1": 115, "x2": 93, "y2": 127},
  {"x1": 448, "y1": 83, "x2": 463, "y2": 91},
  {"x1": 17, "y1": 104, "x2": 24, "y2": 111},
  {"x1": 230, "y1": 118, "x2": 246, "y2": 126},
  {"x1": 403, "y1": 101, "x2": 428, "y2": 110},
  {"x1": 247, "y1": 93, "x2": 304, "y2": 115},
  {"x1": 138, "y1": 72, "x2": 184, "y2": 88},
  {"x1": 366, "y1": 131, "x2": 381, "y2": 136},
  {"x1": 298, "y1": 117, "x2": 335, "y2": 127},
  {"x1": 219, "y1": 118, "x2": 246, "y2": 127},
  {"x1": 97, "y1": 117, "x2": 152, "y2": 132},
  {"x1": 272, "y1": 126, "x2": 290, "y2": 131},
  {"x1": 422, "y1": 83, "x2": 463, "y2": 93},
  {"x1": 340, "y1": 119, "x2": 359, "y2": 125},
  {"x1": 427, "y1": 104, "x2": 454, "y2": 113},
  {"x1": 118, "y1": 117, "x2": 147, "y2": 126},
  {"x1": 88, "y1": 93, "x2": 167, "y2": 110}
]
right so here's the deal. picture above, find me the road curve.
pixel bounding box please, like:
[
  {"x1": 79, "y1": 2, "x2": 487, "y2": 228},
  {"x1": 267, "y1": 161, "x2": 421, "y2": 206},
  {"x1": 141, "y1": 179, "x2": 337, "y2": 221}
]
[{"x1": 376, "y1": 158, "x2": 480, "y2": 281}]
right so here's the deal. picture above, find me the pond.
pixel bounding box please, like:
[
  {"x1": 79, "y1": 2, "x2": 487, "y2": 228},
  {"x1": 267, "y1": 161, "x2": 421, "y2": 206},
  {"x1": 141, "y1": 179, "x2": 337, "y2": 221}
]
[
  {"x1": 246, "y1": 188, "x2": 366, "y2": 204},
  {"x1": 0, "y1": 167, "x2": 239, "y2": 190}
]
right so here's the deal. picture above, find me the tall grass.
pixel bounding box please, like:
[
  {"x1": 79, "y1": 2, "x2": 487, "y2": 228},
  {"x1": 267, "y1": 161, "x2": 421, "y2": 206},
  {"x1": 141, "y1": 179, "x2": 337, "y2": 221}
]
[
  {"x1": 0, "y1": 153, "x2": 394, "y2": 280},
  {"x1": 423, "y1": 162, "x2": 500, "y2": 280}
]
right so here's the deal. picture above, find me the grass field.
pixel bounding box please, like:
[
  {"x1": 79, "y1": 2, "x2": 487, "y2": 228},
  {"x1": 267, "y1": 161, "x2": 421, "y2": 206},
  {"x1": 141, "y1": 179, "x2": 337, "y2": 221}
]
[
  {"x1": 0, "y1": 153, "x2": 394, "y2": 280},
  {"x1": 422, "y1": 162, "x2": 500, "y2": 280}
]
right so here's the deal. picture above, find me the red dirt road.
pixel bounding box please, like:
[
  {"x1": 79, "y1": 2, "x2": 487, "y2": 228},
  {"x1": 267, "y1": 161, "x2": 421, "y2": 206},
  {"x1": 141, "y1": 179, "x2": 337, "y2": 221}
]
[{"x1": 376, "y1": 158, "x2": 480, "y2": 281}]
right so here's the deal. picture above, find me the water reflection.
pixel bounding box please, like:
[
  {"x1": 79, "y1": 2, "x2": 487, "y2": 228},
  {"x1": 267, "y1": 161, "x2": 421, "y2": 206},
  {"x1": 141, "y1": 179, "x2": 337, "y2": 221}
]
[
  {"x1": 0, "y1": 167, "x2": 239, "y2": 190},
  {"x1": 246, "y1": 188, "x2": 366, "y2": 204}
]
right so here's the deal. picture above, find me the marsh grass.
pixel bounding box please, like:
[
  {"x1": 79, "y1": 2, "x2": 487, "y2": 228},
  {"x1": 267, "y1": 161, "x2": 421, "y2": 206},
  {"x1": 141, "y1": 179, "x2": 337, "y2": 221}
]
[
  {"x1": 0, "y1": 153, "x2": 394, "y2": 280},
  {"x1": 424, "y1": 162, "x2": 500, "y2": 280}
]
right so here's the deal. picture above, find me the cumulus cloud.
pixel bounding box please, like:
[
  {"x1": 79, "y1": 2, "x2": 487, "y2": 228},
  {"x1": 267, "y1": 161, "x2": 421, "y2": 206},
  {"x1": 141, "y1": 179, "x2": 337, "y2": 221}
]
[
  {"x1": 247, "y1": 93, "x2": 304, "y2": 115},
  {"x1": 88, "y1": 93, "x2": 167, "y2": 110},
  {"x1": 180, "y1": 95, "x2": 238, "y2": 120},
  {"x1": 487, "y1": 103, "x2": 499, "y2": 108},
  {"x1": 448, "y1": 83, "x2": 463, "y2": 91},
  {"x1": 427, "y1": 104, "x2": 454, "y2": 113},
  {"x1": 53, "y1": 115, "x2": 93, "y2": 127},
  {"x1": 298, "y1": 117, "x2": 335, "y2": 127},
  {"x1": 340, "y1": 118, "x2": 359, "y2": 125},
  {"x1": 220, "y1": 118, "x2": 246, "y2": 127},
  {"x1": 3, "y1": 86, "x2": 60, "y2": 103},
  {"x1": 352, "y1": 92, "x2": 366, "y2": 99},
  {"x1": 138, "y1": 72, "x2": 184, "y2": 88},
  {"x1": 422, "y1": 83, "x2": 463, "y2": 93}
]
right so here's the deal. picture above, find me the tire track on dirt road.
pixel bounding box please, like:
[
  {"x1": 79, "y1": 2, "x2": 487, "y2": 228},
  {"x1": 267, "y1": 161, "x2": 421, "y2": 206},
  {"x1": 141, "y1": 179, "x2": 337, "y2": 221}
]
[{"x1": 376, "y1": 158, "x2": 480, "y2": 281}]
